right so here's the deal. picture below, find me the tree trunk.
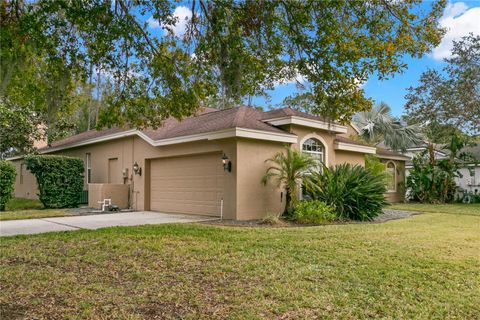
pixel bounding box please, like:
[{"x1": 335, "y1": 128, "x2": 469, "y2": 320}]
[
  {"x1": 428, "y1": 142, "x2": 436, "y2": 197},
  {"x1": 283, "y1": 188, "x2": 292, "y2": 217}
]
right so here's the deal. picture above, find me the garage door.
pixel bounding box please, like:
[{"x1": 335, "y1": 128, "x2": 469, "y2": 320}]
[{"x1": 150, "y1": 153, "x2": 224, "y2": 216}]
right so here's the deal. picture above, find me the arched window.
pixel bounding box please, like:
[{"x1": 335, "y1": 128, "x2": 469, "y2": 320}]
[
  {"x1": 302, "y1": 138, "x2": 325, "y2": 164},
  {"x1": 386, "y1": 161, "x2": 396, "y2": 192}
]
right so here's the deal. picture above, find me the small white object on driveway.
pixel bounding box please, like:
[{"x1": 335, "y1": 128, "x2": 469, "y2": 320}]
[{"x1": 0, "y1": 211, "x2": 216, "y2": 237}]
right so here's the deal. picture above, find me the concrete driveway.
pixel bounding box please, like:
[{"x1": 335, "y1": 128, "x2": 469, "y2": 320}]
[{"x1": 0, "y1": 211, "x2": 216, "y2": 237}]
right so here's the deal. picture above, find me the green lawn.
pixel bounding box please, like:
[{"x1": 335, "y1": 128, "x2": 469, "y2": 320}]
[
  {"x1": 0, "y1": 198, "x2": 70, "y2": 221},
  {"x1": 1, "y1": 207, "x2": 479, "y2": 319},
  {"x1": 390, "y1": 202, "x2": 480, "y2": 216},
  {"x1": 4, "y1": 198, "x2": 44, "y2": 211}
]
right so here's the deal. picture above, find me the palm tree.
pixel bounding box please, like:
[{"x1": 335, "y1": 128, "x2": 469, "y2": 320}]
[
  {"x1": 261, "y1": 147, "x2": 316, "y2": 216},
  {"x1": 354, "y1": 102, "x2": 423, "y2": 152}
]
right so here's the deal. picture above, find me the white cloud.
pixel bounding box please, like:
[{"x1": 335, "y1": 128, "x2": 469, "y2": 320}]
[
  {"x1": 432, "y1": 2, "x2": 480, "y2": 60},
  {"x1": 146, "y1": 16, "x2": 160, "y2": 29},
  {"x1": 147, "y1": 6, "x2": 192, "y2": 37},
  {"x1": 276, "y1": 73, "x2": 306, "y2": 86}
]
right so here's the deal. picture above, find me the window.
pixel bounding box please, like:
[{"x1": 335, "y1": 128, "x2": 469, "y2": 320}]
[
  {"x1": 85, "y1": 153, "x2": 92, "y2": 183},
  {"x1": 302, "y1": 138, "x2": 325, "y2": 164},
  {"x1": 386, "y1": 161, "x2": 396, "y2": 192},
  {"x1": 301, "y1": 138, "x2": 325, "y2": 200}
]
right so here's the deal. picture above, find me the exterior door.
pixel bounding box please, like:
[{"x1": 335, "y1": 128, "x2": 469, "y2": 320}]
[{"x1": 108, "y1": 158, "x2": 121, "y2": 184}]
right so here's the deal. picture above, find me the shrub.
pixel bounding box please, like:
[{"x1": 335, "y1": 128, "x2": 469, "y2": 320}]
[
  {"x1": 25, "y1": 155, "x2": 84, "y2": 208},
  {"x1": 0, "y1": 160, "x2": 17, "y2": 211},
  {"x1": 305, "y1": 164, "x2": 387, "y2": 221},
  {"x1": 365, "y1": 154, "x2": 387, "y2": 178},
  {"x1": 292, "y1": 200, "x2": 336, "y2": 224},
  {"x1": 262, "y1": 147, "x2": 316, "y2": 216}
]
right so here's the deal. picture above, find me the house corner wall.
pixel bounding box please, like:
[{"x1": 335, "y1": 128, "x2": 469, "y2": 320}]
[{"x1": 235, "y1": 138, "x2": 285, "y2": 220}]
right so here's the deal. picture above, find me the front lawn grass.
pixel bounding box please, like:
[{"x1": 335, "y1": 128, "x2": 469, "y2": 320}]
[
  {"x1": 1, "y1": 211, "x2": 479, "y2": 319},
  {"x1": 390, "y1": 202, "x2": 480, "y2": 216},
  {"x1": 0, "y1": 209, "x2": 70, "y2": 221},
  {"x1": 0, "y1": 198, "x2": 70, "y2": 221},
  {"x1": 5, "y1": 198, "x2": 43, "y2": 211}
]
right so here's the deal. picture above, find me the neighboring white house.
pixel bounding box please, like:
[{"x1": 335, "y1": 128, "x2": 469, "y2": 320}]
[{"x1": 456, "y1": 144, "x2": 480, "y2": 193}]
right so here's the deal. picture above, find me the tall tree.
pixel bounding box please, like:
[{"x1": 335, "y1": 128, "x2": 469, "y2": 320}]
[
  {"x1": 1, "y1": 0, "x2": 446, "y2": 146},
  {"x1": 0, "y1": 98, "x2": 42, "y2": 159},
  {"x1": 405, "y1": 34, "x2": 480, "y2": 134}
]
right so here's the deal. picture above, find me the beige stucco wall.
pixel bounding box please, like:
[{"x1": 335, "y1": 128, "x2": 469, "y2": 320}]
[
  {"x1": 335, "y1": 151, "x2": 366, "y2": 166},
  {"x1": 12, "y1": 160, "x2": 39, "y2": 199},
  {"x1": 88, "y1": 183, "x2": 130, "y2": 209},
  {"x1": 54, "y1": 137, "x2": 135, "y2": 190},
  {"x1": 236, "y1": 138, "x2": 285, "y2": 219},
  {"x1": 339, "y1": 124, "x2": 361, "y2": 140}
]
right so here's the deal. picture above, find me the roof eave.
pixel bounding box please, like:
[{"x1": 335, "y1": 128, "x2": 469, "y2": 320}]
[
  {"x1": 7, "y1": 127, "x2": 298, "y2": 159},
  {"x1": 262, "y1": 116, "x2": 348, "y2": 134},
  {"x1": 334, "y1": 141, "x2": 376, "y2": 154}
]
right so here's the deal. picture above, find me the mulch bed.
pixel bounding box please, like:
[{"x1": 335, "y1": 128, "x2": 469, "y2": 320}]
[{"x1": 202, "y1": 209, "x2": 419, "y2": 228}]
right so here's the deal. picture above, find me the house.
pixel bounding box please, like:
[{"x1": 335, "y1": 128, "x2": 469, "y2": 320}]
[{"x1": 10, "y1": 106, "x2": 408, "y2": 220}]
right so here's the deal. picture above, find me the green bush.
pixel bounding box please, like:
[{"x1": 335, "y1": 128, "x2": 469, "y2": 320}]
[
  {"x1": 0, "y1": 160, "x2": 17, "y2": 211},
  {"x1": 292, "y1": 200, "x2": 336, "y2": 224},
  {"x1": 365, "y1": 154, "x2": 387, "y2": 178},
  {"x1": 305, "y1": 164, "x2": 387, "y2": 221},
  {"x1": 25, "y1": 155, "x2": 84, "y2": 208}
]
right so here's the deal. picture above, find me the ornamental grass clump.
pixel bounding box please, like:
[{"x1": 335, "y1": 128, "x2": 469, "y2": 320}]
[{"x1": 305, "y1": 163, "x2": 387, "y2": 221}]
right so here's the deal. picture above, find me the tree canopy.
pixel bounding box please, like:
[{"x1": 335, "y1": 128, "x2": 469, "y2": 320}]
[
  {"x1": 405, "y1": 34, "x2": 480, "y2": 134},
  {"x1": 1, "y1": 0, "x2": 446, "y2": 151}
]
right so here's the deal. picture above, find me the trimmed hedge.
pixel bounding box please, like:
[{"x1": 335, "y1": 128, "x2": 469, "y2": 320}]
[
  {"x1": 0, "y1": 160, "x2": 17, "y2": 211},
  {"x1": 25, "y1": 155, "x2": 84, "y2": 208}
]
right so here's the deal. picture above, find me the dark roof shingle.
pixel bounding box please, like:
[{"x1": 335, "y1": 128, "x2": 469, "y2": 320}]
[{"x1": 44, "y1": 106, "x2": 291, "y2": 150}]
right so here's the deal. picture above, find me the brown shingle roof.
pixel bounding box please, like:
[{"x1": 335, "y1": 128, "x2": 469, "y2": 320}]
[
  {"x1": 142, "y1": 106, "x2": 287, "y2": 141},
  {"x1": 43, "y1": 106, "x2": 291, "y2": 150},
  {"x1": 376, "y1": 147, "x2": 410, "y2": 160},
  {"x1": 47, "y1": 127, "x2": 127, "y2": 149}
]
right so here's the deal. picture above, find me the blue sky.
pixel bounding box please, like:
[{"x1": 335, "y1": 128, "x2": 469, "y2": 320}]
[{"x1": 147, "y1": 1, "x2": 480, "y2": 117}]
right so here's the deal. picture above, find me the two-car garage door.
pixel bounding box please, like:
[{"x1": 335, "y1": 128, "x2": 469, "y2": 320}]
[{"x1": 150, "y1": 153, "x2": 224, "y2": 216}]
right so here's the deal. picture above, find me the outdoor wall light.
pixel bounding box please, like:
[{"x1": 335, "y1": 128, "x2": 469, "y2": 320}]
[
  {"x1": 133, "y1": 161, "x2": 142, "y2": 176},
  {"x1": 222, "y1": 153, "x2": 232, "y2": 172}
]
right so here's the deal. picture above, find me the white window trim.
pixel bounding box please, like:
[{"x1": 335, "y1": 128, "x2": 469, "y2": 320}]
[
  {"x1": 385, "y1": 161, "x2": 397, "y2": 193},
  {"x1": 299, "y1": 133, "x2": 329, "y2": 166}
]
